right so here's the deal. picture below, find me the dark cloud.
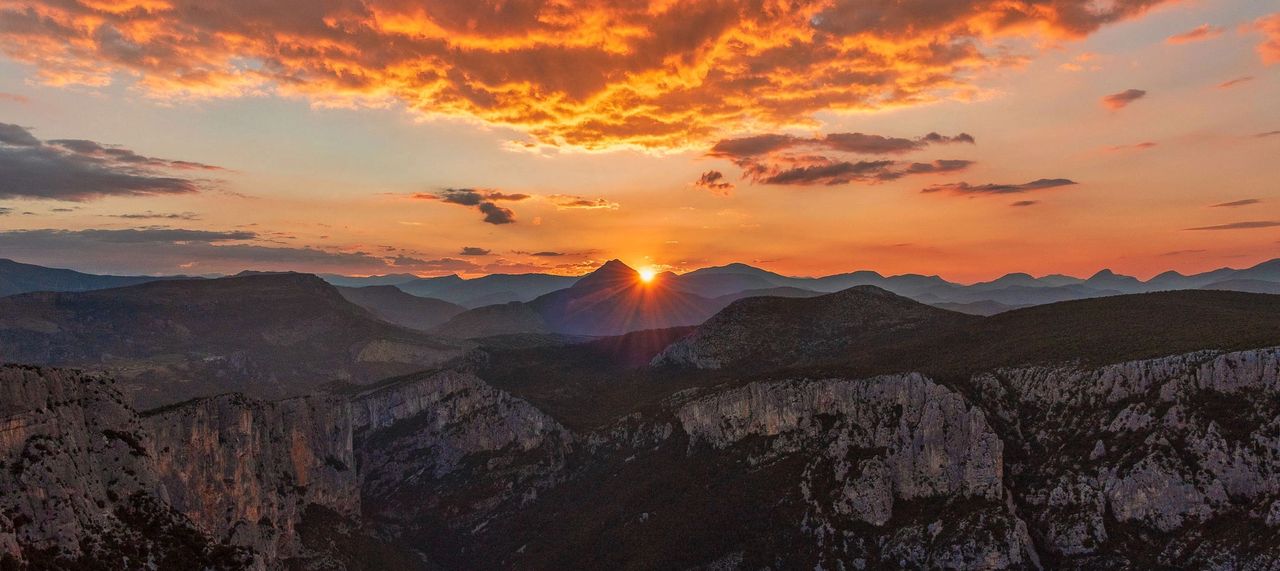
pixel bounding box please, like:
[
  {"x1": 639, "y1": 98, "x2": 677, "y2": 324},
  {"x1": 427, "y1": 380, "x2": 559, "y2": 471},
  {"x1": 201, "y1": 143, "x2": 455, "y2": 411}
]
[
  {"x1": 427, "y1": 188, "x2": 530, "y2": 206},
  {"x1": 897, "y1": 160, "x2": 975, "y2": 176},
  {"x1": 0, "y1": 123, "x2": 40, "y2": 146},
  {"x1": 1101, "y1": 89, "x2": 1147, "y2": 110},
  {"x1": 530, "y1": 251, "x2": 563, "y2": 257},
  {"x1": 707, "y1": 134, "x2": 798, "y2": 158},
  {"x1": 760, "y1": 159, "x2": 896, "y2": 186},
  {"x1": 709, "y1": 131, "x2": 975, "y2": 159},
  {"x1": 107, "y1": 211, "x2": 202, "y2": 220},
  {"x1": 47, "y1": 139, "x2": 222, "y2": 171},
  {"x1": 0, "y1": 228, "x2": 424, "y2": 274},
  {"x1": 420, "y1": 188, "x2": 526, "y2": 225},
  {"x1": 478, "y1": 202, "x2": 516, "y2": 225},
  {"x1": 709, "y1": 130, "x2": 976, "y2": 187},
  {"x1": 0, "y1": 123, "x2": 218, "y2": 201},
  {"x1": 693, "y1": 170, "x2": 734, "y2": 196},
  {"x1": 0, "y1": 207, "x2": 11, "y2": 215},
  {"x1": 1210, "y1": 199, "x2": 1261, "y2": 208},
  {"x1": 548, "y1": 194, "x2": 620, "y2": 210},
  {"x1": 922, "y1": 178, "x2": 1077, "y2": 195},
  {"x1": 459, "y1": 246, "x2": 492, "y2": 256},
  {"x1": 388, "y1": 256, "x2": 481, "y2": 271},
  {"x1": 33, "y1": 228, "x2": 257, "y2": 243},
  {"x1": 1218, "y1": 76, "x2": 1254, "y2": 89},
  {"x1": 1185, "y1": 221, "x2": 1280, "y2": 231},
  {"x1": 1010, "y1": 200, "x2": 1039, "y2": 207}
]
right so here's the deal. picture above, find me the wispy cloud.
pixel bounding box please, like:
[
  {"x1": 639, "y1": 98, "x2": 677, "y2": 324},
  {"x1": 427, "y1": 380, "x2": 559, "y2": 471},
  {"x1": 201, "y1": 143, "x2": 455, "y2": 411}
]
[
  {"x1": 922, "y1": 178, "x2": 1077, "y2": 195},
  {"x1": 1185, "y1": 221, "x2": 1280, "y2": 231},
  {"x1": 1166, "y1": 24, "x2": 1222, "y2": 44},
  {"x1": 1218, "y1": 76, "x2": 1254, "y2": 89},
  {"x1": 1105, "y1": 141, "x2": 1157, "y2": 152},
  {"x1": 1209, "y1": 199, "x2": 1261, "y2": 208}
]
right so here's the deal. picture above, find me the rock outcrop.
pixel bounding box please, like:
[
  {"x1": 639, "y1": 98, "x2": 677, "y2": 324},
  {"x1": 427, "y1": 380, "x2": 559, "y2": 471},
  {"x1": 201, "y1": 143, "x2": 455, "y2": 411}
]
[
  {"x1": 674, "y1": 374, "x2": 1037, "y2": 569},
  {"x1": 971, "y1": 347, "x2": 1280, "y2": 568},
  {"x1": 0, "y1": 364, "x2": 359, "y2": 569},
  {"x1": 144, "y1": 393, "x2": 359, "y2": 561},
  {"x1": 0, "y1": 365, "x2": 253, "y2": 569}
]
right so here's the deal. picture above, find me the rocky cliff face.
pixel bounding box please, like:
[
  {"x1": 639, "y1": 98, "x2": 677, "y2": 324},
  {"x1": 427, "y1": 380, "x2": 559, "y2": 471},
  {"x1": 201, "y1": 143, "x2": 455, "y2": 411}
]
[
  {"x1": 0, "y1": 365, "x2": 253, "y2": 568},
  {"x1": 143, "y1": 393, "x2": 359, "y2": 561},
  {"x1": 352, "y1": 369, "x2": 573, "y2": 537},
  {"x1": 673, "y1": 373, "x2": 1036, "y2": 569},
  {"x1": 0, "y1": 365, "x2": 359, "y2": 569},
  {"x1": 971, "y1": 348, "x2": 1280, "y2": 568}
]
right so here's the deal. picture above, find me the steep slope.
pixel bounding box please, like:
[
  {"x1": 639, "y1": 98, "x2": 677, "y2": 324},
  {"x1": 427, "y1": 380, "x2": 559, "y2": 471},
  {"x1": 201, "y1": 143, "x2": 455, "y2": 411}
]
[
  {"x1": 336, "y1": 285, "x2": 466, "y2": 331},
  {"x1": 0, "y1": 364, "x2": 416, "y2": 570},
  {"x1": 435, "y1": 260, "x2": 718, "y2": 338},
  {"x1": 0, "y1": 365, "x2": 254, "y2": 569},
  {"x1": 653, "y1": 285, "x2": 976, "y2": 369},
  {"x1": 0, "y1": 273, "x2": 468, "y2": 407},
  {"x1": 0, "y1": 258, "x2": 173, "y2": 297}
]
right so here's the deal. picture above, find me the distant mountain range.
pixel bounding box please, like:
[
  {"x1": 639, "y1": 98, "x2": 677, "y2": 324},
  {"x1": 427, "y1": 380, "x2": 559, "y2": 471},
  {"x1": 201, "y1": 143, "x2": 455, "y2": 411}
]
[{"x1": 6, "y1": 256, "x2": 1280, "y2": 333}]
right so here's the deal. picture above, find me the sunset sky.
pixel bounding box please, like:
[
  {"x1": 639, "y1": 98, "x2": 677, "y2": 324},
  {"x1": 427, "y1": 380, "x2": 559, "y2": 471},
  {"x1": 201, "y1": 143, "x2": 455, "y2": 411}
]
[{"x1": 0, "y1": 0, "x2": 1276, "y2": 282}]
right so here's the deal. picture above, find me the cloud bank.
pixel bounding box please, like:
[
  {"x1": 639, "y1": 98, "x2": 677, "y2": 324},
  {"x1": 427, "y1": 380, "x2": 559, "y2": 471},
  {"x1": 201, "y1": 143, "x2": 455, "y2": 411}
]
[{"x1": 0, "y1": 0, "x2": 1174, "y2": 149}]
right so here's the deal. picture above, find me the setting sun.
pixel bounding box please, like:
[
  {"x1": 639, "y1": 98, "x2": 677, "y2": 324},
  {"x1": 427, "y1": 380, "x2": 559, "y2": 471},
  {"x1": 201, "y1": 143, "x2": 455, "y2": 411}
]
[{"x1": 638, "y1": 268, "x2": 656, "y2": 283}]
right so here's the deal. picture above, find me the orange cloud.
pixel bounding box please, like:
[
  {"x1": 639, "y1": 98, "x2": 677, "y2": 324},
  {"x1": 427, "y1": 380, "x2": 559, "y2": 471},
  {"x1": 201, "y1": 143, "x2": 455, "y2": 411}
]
[
  {"x1": 1166, "y1": 24, "x2": 1222, "y2": 44},
  {"x1": 0, "y1": 0, "x2": 1175, "y2": 149},
  {"x1": 1252, "y1": 13, "x2": 1280, "y2": 65}
]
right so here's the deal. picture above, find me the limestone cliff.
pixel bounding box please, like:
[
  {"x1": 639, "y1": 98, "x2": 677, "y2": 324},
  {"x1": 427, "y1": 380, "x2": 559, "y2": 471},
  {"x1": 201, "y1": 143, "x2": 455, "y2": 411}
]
[
  {"x1": 972, "y1": 347, "x2": 1280, "y2": 568},
  {"x1": 0, "y1": 365, "x2": 359, "y2": 569},
  {"x1": 0, "y1": 365, "x2": 252, "y2": 568},
  {"x1": 144, "y1": 393, "x2": 359, "y2": 560}
]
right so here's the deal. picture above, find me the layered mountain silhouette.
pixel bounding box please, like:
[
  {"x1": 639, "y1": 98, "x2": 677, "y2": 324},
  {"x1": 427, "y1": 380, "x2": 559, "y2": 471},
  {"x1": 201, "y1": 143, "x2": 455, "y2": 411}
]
[
  {"x1": 0, "y1": 273, "x2": 467, "y2": 407},
  {"x1": 335, "y1": 285, "x2": 465, "y2": 331},
  {"x1": 9, "y1": 257, "x2": 1280, "y2": 319},
  {"x1": 656, "y1": 286, "x2": 1280, "y2": 380},
  {"x1": 434, "y1": 260, "x2": 718, "y2": 337},
  {"x1": 0, "y1": 258, "x2": 175, "y2": 297},
  {"x1": 395, "y1": 272, "x2": 578, "y2": 307}
]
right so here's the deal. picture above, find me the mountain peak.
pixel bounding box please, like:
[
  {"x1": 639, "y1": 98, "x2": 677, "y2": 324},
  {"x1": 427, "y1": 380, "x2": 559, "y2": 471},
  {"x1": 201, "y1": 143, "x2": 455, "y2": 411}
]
[{"x1": 570, "y1": 259, "x2": 638, "y2": 291}]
